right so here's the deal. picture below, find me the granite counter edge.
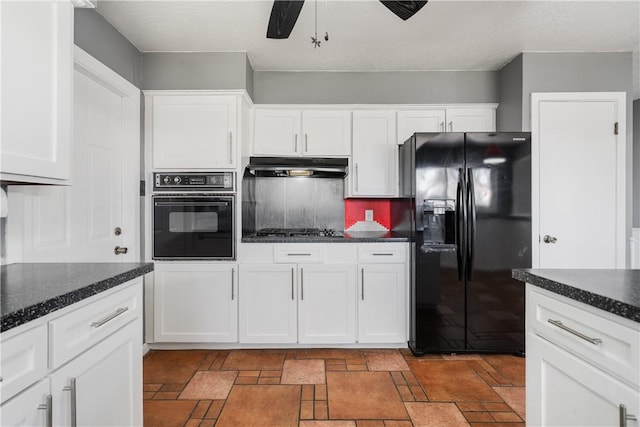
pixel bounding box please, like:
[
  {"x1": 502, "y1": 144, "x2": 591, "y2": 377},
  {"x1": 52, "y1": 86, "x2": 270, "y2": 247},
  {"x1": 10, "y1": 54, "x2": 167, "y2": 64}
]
[
  {"x1": 1, "y1": 263, "x2": 154, "y2": 333},
  {"x1": 512, "y1": 269, "x2": 640, "y2": 323}
]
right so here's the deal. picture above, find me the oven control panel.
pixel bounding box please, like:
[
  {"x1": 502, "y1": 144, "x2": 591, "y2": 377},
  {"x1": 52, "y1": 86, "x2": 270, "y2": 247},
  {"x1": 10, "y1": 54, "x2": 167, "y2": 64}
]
[{"x1": 153, "y1": 172, "x2": 234, "y2": 191}]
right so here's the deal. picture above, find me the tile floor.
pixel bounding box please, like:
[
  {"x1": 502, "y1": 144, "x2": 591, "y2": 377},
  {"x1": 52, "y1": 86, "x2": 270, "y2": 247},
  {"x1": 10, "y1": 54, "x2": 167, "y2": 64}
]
[{"x1": 143, "y1": 349, "x2": 525, "y2": 427}]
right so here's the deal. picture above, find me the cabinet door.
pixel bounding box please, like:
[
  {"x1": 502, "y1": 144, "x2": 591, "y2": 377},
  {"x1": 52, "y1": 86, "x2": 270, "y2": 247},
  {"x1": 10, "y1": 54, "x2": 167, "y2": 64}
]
[
  {"x1": 351, "y1": 111, "x2": 398, "y2": 197},
  {"x1": 298, "y1": 264, "x2": 356, "y2": 344},
  {"x1": 0, "y1": 379, "x2": 51, "y2": 427},
  {"x1": 52, "y1": 320, "x2": 142, "y2": 427},
  {"x1": 239, "y1": 264, "x2": 298, "y2": 343},
  {"x1": 527, "y1": 332, "x2": 639, "y2": 427},
  {"x1": 152, "y1": 95, "x2": 237, "y2": 169},
  {"x1": 397, "y1": 110, "x2": 446, "y2": 144},
  {"x1": 357, "y1": 264, "x2": 406, "y2": 343},
  {"x1": 446, "y1": 108, "x2": 495, "y2": 132},
  {"x1": 1, "y1": 0, "x2": 72, "y2": 182},
  {"x1": 154, "y1": 264, "x2": 238, "y2": 343},
  {"x1": 302, "y1": 110, "x2": 351, "y2": 156},
  {"x1": 253, "y1": 109, "x2": 301, "y2": 156}
]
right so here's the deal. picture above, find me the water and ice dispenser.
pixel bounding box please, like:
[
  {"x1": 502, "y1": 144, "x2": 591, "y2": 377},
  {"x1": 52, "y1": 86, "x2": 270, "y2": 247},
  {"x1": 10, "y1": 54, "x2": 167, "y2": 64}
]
[{"x1": 422, "y1": 199, "x2": 456, "y2": 251}]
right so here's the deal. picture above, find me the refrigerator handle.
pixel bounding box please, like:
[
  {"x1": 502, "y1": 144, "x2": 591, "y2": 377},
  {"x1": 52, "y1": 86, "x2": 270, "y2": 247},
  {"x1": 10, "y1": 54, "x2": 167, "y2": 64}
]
[
  {"x1": 466, "y1": 168, "x2": 477, "y2": 281},
  {"x1": 456, "y1": 168, "x2": 465, "y2": 281}
]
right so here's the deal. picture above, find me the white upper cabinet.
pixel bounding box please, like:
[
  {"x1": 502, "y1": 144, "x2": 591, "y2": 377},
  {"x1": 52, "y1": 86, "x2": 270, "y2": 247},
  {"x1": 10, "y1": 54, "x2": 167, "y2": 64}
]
[
  {"x1": 445, "y1": 107, "x2": 496, "y2": 132},
  {"x1": 1, "y1": 0, "x2": 73, "y2": 183},
  {"x1": 252, "y1": 109, "x2": 351, "y2": 156},
  {"x1": 148, "y1": 93, "x2": 239, "y2": 169},
  {"x1": 397, "y1": 110, "x2": 446, "y2": 143},
  {"x1": 351, "y1": 110, "x2": 397, "y2": 197}
]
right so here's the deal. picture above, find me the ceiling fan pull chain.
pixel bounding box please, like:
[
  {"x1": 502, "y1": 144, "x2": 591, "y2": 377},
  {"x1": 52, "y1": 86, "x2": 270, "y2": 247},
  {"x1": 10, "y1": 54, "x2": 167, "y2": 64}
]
[
  {"x1": 324, "y1": 0, "x2": 329, "y2": 41},
  {"x1": 311, "y1": 0, "x2": 321, "y2": 47}
]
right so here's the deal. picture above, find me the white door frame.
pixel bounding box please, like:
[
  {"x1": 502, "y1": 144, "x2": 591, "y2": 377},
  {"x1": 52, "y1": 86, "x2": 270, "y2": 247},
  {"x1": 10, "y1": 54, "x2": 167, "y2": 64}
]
[{"x1": 531, "y1": 92, "x2": 627, "y2": 268}]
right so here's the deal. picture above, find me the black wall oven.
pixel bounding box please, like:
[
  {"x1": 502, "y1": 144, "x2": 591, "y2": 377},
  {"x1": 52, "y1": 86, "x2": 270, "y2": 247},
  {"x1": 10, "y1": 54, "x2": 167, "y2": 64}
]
[{"x1": 152, "y1": 172, "x2": 235, "y2": 260}]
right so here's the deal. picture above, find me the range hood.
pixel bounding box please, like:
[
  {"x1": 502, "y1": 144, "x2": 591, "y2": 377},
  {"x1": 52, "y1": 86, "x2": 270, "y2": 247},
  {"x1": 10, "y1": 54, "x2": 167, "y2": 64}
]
[{"x1": 247, "y1": 157, "x2": 348, "y2": 178}]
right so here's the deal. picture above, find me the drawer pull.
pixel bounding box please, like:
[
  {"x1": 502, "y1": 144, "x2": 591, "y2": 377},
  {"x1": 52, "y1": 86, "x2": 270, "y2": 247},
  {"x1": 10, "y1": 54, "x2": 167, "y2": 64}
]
[
  {"x1": 287, "y1": 253, "x2": 312, "y2": 256},
  {"x1": 547, "y1": 319, "x2": 603, "y2": 345},
  {"x1": 620, "y1": 404, "x2": 638, "y2": 427},
  {"x1": 91, "y1": 307, "x2": 129, "y2": 328},
  {"x1": 372, "y1": 253, "x2": 394, "y2": 256}
]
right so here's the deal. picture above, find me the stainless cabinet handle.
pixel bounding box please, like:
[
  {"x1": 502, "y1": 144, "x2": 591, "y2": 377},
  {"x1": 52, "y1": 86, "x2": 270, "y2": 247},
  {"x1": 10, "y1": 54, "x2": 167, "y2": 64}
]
[
  {"x1": 548, "y1": 319, "x2": 602, "y2": 345},
  {"x1": 37, "y1": 394, "x2": 53, "y2": 427},
  {"x1": 440, "y1": 121, "x2": 445, "y2": 132},
  {"x1": 114, "y1": 246, "x2": 128, "y2": 255},
  {"x1": 305, "y1": 133, "x2": 308, "y2": 152},
  {"x1": 620, "y1": 404, "x2": 638, "y2": 427},
  {"x1": 231, "y1": 268, "x2": 235, "y2": 300},
  {"x1": 300, "y1": 268, "x2": 304, "y2": 300},
  {"x1": 229, "y1": 132, "x2": 233, "y2": 164},
  {"x1": 63, "y1": 378, "x2": 77, "y2": 427},
  {"x1": 355, "y1": 163, "x2": 359, "y2": 192},
  {"x1": 543, "y1": 235, "x2": 557, "y2": 244},
  {"x1": 449, "y1": 121, "x2": 453, "y2": 132},
  {"x1": 91, "y1": 307, "x2": 129, "y2": 328},
  {"x1": 287, "y1": 253, "x2": 312, "y2": 256},
  {"x1": 294, "y1": 134, "x2": 298, "y2": 152},
  {"x1": 372, "y1": 253, "x2": 394, "y2": 256},
  {"x1": 361, "y1": 268, "x2": 365, "y2": 300},
  {"x1": 291, "y1": 268, "x2": 295, "y2": 300}
]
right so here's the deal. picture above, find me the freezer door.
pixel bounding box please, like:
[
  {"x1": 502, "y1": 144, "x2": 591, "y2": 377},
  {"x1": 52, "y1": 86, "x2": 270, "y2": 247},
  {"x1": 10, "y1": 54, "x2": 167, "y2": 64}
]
[
  {"x1": 464, "y1": 132, "x2": 531, "y2": 353},
  {"x1": 410, "y1": 133, "x2": 467, "y2": 353}
]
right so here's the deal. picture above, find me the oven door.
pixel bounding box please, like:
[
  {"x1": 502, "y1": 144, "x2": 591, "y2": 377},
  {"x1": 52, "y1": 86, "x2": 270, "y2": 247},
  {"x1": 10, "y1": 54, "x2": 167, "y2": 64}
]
[{"x1": 153, "y1": 196, "x2": 234, "y2": 260}]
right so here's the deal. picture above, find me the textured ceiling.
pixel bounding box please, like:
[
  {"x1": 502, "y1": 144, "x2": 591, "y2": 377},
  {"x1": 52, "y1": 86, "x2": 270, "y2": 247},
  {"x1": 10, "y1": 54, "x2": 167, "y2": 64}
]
[{"x1": 96, "y1": 0, "x2": 640, "y2": 93}]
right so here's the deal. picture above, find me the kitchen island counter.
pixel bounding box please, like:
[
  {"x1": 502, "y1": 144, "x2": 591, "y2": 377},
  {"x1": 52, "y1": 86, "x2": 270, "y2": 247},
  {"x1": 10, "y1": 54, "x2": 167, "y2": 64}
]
[
  {"x1": 1, "y1": 262, "x2": 154, "y2": 332},
  {"x1": 513, "y1": 268, "x2": 640, "y2": 323},
  {"x1": 242, "y1": 231, "x2": 409, "y2": 243}
]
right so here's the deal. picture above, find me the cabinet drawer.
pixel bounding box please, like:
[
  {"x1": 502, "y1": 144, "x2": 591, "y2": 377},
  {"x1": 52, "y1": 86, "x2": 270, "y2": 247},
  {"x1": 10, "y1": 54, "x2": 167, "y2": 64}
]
[
  {"x1": 527, "y1": 285, "x2": 640, "y2": 387},
  {"x1": 0, "y1": 324, "x2": 48, "y2": 404},
  {"x1": 274, "y1": 246, "x2": 323, "y2": 263},
  {"x1": 49, "y1": 280, "x2": 142, "y2": 369},
  {"x1": 357, "y1": 244, "x2": 406, "y2": 263}
]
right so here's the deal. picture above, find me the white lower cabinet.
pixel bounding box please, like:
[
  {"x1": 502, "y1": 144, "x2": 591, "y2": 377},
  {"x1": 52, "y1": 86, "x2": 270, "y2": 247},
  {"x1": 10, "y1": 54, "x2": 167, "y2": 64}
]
[
  {"x1": 528, "y1": 332, "x2": 639, "y2": 427},
  {"x1": 526, "y1": 284, "x2": 640, "y2": 427},
  {"x1": 0, "y1": 379, "x2": 51, "y2": 427},
  {"x1": 239, "y1": 264, "x2": 298, "y2": 343},
  {"x1": 357, "y1": 264, "x2": 406, "y2": 343},
  {"x1": 298, "y1": 264, "x2": 356, "y2": 344},
  {"x1": 153, "y1": 263, "x2": 238, "y2": 343},
  {"x1": 51, "y1": 319, "x2": 142, "y2": 427}
]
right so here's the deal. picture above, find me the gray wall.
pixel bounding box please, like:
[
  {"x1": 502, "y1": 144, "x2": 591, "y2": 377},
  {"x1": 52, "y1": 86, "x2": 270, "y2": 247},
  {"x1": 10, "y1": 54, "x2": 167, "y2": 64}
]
[
  {"x1": 252, "y1": 71, "x2": 498, "y2": 104},
  {"x1": 141, "y1": 52, "x2": 253, "y2": 97},
  {"x1": 497, "y1": 54, "x2": 523, "y2": 131},
  {"x1": 74, "y1": 9, "x2": 142, "y2": 87},
  {"x1": 634, "y1": 98, "x2": 640, "y2": 227}
]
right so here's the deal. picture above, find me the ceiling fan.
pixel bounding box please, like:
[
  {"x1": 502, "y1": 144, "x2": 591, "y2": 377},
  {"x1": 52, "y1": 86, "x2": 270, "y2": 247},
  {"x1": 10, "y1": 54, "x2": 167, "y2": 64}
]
[{"x1": 266, "y1": 0, "x2": 428, "y2": 39}]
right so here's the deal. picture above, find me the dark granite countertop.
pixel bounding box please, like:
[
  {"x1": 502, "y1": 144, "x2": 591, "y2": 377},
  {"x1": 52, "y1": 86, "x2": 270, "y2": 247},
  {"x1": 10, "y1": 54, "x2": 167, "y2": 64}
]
[
  {"x1": 513, "y1": 268, "x2": 640, "y2": 323},
  {"x1": 1, "y1": 263, "x2": 154, "y2": 333},
  {"x1": 242, "y1": 231, "x2": 409, "y2": 243}
]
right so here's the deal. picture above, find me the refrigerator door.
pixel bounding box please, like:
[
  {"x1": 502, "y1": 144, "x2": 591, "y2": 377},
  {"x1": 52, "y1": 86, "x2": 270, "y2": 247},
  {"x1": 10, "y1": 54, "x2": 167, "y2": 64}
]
[
  {"x1": 410, "y1": 133, "x2": 466, "y2": 354},
  {"x1": 464, "y1": 132, "x2": 531, "y2": 353}
]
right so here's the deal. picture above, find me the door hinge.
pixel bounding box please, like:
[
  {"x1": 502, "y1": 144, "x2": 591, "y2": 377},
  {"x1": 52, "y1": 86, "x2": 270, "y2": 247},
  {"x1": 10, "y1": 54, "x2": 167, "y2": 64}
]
[{"x1": 614, "y1": 122, "x2": 619, "y2": 135}]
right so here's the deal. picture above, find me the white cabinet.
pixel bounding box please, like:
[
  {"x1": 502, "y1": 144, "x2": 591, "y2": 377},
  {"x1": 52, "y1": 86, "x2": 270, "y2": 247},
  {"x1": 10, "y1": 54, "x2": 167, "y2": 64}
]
[
  {"x1": 351, "y1": 110, "x2": 397, "y2": 197},
  {"x1": 148, "y1": 93, "x2": 239, "y2": 169},
  {"x1": 0, "y1": 379, "x2": 51, "y2": 427},
  {"x1": 445, "y1": 107, "x2": 496, "y2": 132},
  {"x1": 526, "y1": 284, "x2": 640, "y2": 426},
  {"x1": 238, "y1": 264, "x2": 298, "y2": 343},
  {"x1": 1, "y1": 0, "x2": 73, "y2": 183},
  {"x1": 298, "y1": 264, "x2": 356, "y2": 344},
  {"x1": 396, "y1": 107, "x2": 496, "y2": 144},
  {"x1": 397, "y1": 110, "x2": 446, "y2": 143},
  {"x1": 252, "y1": 109, "x2": 351, "y2": 156},
  {"x1": 153, "y1": 263, "x2": 238, "y2": 343}
]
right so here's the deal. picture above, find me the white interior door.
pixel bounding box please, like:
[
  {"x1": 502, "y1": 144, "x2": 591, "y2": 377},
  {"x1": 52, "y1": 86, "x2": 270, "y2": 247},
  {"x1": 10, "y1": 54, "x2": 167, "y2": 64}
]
[
  {"x1": 532, "y1": 93, "x2": 626, "y2": 268},
  {"x1": 13, "y1": 47, "x2": 140, "y2": 262}
]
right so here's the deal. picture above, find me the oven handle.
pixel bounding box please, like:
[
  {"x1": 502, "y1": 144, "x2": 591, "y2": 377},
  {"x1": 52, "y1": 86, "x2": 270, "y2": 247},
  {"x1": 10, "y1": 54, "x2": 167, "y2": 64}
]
[{"x1": 154, "y1": 202, "x2": 229, "y2": 207}]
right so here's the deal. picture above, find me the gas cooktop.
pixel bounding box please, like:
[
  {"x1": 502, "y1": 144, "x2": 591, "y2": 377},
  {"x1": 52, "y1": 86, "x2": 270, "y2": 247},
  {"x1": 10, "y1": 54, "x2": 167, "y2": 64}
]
[{"x1": 255, "y1": 228, "x2": 343, "y2": 238}]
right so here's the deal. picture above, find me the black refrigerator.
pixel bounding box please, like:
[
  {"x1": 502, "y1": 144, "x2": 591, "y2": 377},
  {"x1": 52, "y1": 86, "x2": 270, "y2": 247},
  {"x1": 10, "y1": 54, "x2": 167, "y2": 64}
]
[{"x1": 397, "y1": 132, "x2": 531, "y2": 355}]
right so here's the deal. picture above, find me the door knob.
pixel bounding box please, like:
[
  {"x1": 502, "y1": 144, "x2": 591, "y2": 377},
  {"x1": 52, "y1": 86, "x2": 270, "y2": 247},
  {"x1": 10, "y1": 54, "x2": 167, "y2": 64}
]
[
  {"x1": 543, "y1": 235, "x2": 557, "y2": 244},
  {"x1": 114, "y1": 246, "x2": 128, "y2": 255}
]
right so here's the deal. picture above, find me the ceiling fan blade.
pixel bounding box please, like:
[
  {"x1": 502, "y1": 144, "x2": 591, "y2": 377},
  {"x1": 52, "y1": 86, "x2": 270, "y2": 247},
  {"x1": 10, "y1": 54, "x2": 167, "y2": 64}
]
[
  {"x1": 266, "y1": 0, "x2": 305, "y2": 39},
  {"x1": 379, "y1": 1, "x2": 428, "y2": 21}
]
